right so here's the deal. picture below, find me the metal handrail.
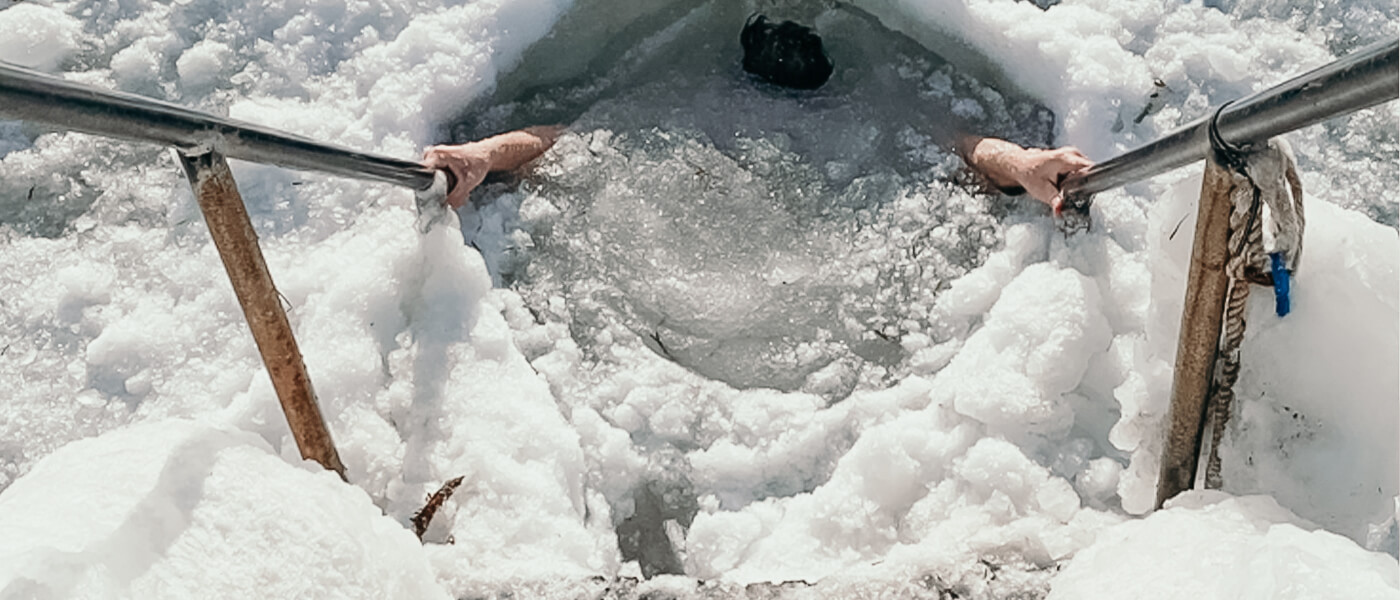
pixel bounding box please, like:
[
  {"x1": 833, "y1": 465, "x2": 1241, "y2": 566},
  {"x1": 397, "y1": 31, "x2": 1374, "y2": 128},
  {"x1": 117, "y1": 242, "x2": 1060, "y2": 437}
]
[
  {"x1": 0, "y1": 62, "x2": 438, "y2": 191},
  {"x1": 1063, "y1": 39, "x2": 1399, "y2": 201},
  {"x1": 2, "y1": 39, "x2": 1396, "y2": 203}
]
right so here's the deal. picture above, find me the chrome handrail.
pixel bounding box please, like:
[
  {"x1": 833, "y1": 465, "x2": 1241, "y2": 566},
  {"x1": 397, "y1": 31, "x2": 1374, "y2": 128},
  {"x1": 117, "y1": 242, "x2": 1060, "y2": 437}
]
[
  {"x1": 0, "y1": 62, "x2": 438, "y2": 191},
  {"x1": 1062, "y1": 39, "x2": 1399, "y2": 202},
  {"x1": 3, "y1": 39, "x2": 1396, "y2": 206}
]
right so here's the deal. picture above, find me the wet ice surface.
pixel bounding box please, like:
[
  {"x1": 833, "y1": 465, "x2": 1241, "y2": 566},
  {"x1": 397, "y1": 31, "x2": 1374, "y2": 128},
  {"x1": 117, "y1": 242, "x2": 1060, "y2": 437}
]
[{"x1": 459, "y1": 3, "x2": 1053, "y2": 398}]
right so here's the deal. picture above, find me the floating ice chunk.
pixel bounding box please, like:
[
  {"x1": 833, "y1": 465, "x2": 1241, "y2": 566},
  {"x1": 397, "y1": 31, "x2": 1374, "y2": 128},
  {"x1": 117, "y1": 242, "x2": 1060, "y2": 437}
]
[
  {"x1": 176, "y1": 41, "x2": 234, "y2": 93},
  {"x1": 934, "y1": 223, "x2": 1048, "y2": 320},
  {"x1": 111, "y1": 41, "x2": 167, "y2": 91}
]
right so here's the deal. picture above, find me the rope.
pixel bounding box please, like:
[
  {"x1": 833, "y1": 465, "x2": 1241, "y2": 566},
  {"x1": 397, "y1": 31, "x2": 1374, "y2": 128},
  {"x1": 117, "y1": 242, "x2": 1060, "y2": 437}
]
[{"x1": 1201, "y1": 108, "x2": 1305, "y2": 489}]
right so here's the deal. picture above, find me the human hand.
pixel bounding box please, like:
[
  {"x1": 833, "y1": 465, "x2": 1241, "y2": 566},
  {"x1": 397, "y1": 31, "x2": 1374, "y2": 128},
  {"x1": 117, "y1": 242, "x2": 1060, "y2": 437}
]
[
  {"x1": 1006, "y1": 146, "x2": 1093, "y2": 215},
  {"x1": 958, "y1": 136, "x2": 1093, "y2": 216},
  {"x1": 422, "y1": 143, "x2": 492, "y2": 209}
]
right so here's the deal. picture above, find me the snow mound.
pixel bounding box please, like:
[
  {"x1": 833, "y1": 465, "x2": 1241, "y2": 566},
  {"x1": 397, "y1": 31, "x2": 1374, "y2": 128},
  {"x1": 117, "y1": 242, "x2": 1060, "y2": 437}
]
[
  {"x1": 1048, "y1": 491, "x2": 1400, "y2": 600},
  {"x1": 0, "y1": 4, "x2": 84, "y2": 72},
  {"x1": 0, "y1": 420, "x2": 448, "y2": 600}
]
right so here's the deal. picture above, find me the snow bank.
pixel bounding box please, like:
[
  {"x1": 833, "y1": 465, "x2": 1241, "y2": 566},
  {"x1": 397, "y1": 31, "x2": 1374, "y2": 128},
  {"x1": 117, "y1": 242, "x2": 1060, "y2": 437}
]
[
  {"x1": 674, "y1": 259, "x2": 1123, "y2": 588},
  {"x1": 1048, "y1": 491, "x2": 1400, "y2": 600},
  {"x1": 0, "y1": 0, "x2": 614, "y2": 594},
  {"x1": 1106, "y1": 170, "x2": 1400, "y2": 542},
  {"x1": 0, "y1": 419, "x2": 447, "y2": 599},
  {"x1": 849, "y1": 0, "x2": 1398, "y2": 548}
]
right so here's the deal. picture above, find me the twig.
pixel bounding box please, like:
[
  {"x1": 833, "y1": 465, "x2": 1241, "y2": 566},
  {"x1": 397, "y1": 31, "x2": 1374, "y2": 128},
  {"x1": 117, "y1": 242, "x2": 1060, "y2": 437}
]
[
  {"x1": 412, "y1": 476, "x2": 465, "y2": 540},
  {"x1": 647, "y1": 330, "x2": 673, "y2": 360},
  {"x1": 1168, "y1": 213, "x2": 1189, "y2": 240}
]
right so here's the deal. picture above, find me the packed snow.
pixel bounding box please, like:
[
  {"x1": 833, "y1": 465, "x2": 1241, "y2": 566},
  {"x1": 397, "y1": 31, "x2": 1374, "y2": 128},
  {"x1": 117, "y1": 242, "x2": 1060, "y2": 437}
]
[
  {"x1": 0, "y1": 420, "x2": 450, "y2": 598},
  {"x1": 0, "y1": 0, "x2": 1396, "y2": 598}
]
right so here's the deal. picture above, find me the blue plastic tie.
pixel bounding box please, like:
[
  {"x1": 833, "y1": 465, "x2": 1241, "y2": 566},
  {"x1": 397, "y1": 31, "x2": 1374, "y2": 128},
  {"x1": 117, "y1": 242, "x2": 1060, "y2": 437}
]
[{"x1": 1270, "y1": 252, "x2": 1290, "y2": 317}]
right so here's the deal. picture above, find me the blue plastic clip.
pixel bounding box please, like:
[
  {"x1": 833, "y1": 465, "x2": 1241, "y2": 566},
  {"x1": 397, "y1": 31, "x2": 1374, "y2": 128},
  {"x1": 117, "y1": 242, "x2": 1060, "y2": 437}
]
[{"x1": 1270, "y1": 252, "x2": 1290, "y2": 317}]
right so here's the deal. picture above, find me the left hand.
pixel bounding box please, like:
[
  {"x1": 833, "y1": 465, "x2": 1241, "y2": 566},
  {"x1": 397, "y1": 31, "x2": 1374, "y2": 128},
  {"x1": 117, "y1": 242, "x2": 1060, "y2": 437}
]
[{"x1": 422, "y1": 143, "x2": 492, "y2": 209}]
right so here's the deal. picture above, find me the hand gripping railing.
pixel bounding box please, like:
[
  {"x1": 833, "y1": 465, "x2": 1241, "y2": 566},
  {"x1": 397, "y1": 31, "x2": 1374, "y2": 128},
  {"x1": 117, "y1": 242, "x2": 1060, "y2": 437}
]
[
  {"x1": 1085, "y1": 39, "x2": 1396, "y2": 510},
  {"x1": 2, "y1": 38, "x2": 1396, "y2": 484},
  {"x1": 1061, "y1": 38, "x2": 1399, "y2": 209},
  {"x1": 0, "y1": 62, "x2": 458, "y2": 479}
]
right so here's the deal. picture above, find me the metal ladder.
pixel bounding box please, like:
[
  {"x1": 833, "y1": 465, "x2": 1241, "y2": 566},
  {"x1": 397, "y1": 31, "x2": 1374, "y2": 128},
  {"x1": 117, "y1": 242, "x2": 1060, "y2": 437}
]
[{"x1": 1, "y1": 38, "x2": 1394, "y2": 484}]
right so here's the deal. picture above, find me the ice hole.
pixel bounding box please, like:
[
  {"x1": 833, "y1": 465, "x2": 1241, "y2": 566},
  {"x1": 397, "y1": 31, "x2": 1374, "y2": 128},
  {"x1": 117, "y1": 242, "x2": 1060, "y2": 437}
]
[{"x1": 454, "y1": 1, "x2": 1057, "y2": 400}]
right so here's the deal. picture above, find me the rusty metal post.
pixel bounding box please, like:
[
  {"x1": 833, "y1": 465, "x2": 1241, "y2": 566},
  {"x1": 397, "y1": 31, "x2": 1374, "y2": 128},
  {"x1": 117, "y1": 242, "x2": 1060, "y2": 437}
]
[
  {"x1": 177, "y1": 149, "x2": 347, "y2": 480},
  {"x1": 1155, "y1": 159, "x2": 1235, "y2": 509}
]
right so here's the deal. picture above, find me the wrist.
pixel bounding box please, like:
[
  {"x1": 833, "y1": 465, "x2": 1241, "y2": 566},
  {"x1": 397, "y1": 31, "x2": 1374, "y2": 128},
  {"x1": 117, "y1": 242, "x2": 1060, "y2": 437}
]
[{"x1": 969, "y1": 138, "x2": 1031, "y2": 190}]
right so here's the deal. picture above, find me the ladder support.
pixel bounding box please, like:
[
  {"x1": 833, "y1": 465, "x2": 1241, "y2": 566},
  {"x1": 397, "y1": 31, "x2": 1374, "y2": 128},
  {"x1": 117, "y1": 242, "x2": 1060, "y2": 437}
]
[
  {"x1": 1155, "y1": 158, "x2": 1234, "y2": 508},
  {"x1": 177, "y1": 149, "x2": 347, "y2": 480}
]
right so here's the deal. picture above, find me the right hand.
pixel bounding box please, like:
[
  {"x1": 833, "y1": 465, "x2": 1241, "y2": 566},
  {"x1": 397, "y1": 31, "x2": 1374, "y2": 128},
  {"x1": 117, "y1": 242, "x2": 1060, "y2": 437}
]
[{"x1": 1006, "y1": 146, "x2": 1093, "y2": 216}]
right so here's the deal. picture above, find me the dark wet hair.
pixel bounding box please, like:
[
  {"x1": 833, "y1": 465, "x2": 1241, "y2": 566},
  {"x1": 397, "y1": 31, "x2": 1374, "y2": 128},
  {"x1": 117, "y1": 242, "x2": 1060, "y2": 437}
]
[{"x1": 740, "y1": 14, "x2": 834, "y2": 90}]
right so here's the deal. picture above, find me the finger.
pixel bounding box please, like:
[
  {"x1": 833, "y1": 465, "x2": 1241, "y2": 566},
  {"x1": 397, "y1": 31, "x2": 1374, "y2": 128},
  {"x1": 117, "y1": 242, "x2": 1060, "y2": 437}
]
[
  {"x1": 434, "y1": 161, "x2": 467, "y2": 209},
  {"x1": 1059, "y1": 146, "x2": 1088, "y2": 160},
  {"x1": 1050, "y1": 148, "x2": 1092, "y2": 171},
  {"x1": 1057, "y1": 155, "x2": 1094, "y2": 172},
  {"x1": 447, "y1": 168, "x2": 470, "y2": 209},
  {"x1": 1051, "y1": 193, "x2": 1064, "y2": 218},
  {"x1": 1055, "y1": 147, "x2": 1092, "y2": 164},
  {"x1": 422, "y1": 149, "x2": 452, "y2": 172}
]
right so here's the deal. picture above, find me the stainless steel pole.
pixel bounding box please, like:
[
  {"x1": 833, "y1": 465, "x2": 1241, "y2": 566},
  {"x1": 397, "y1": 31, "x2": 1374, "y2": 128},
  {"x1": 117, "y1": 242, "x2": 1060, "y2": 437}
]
[
  {"x1": 0, "y1": 62, "x2": 438, "y2": 191},
  {"x1": 1062, "y1": 39, "x2": 1399, "y2": 202}
]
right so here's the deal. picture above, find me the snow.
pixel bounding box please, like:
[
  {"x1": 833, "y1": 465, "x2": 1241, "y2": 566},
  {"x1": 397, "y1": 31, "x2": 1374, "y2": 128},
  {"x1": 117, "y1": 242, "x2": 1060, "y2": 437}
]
[
  {"x1": 944, "y1": 262, "x2": 1113, "y2": 440},
  {"x1": 1048, "y1": 491, "x2": 1400, "y2": 600},
  {"x1": 0, "y1": 4, "x2": 83, "y2": 72},
  {"x1": 0, "y1": 420, "x2": 448, "y2": 599},
  {"x1": 0, "y1": 0, "x2": 1397, "y2": 597}
]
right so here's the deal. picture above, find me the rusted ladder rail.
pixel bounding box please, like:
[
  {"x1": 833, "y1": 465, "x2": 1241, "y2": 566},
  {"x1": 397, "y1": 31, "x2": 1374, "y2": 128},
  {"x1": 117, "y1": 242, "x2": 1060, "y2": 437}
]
[
  {"x1": 0, "y1": 62, "x2": 452, "y2": 479},
  {"x1": 1057, "y1": 39, "x2": 1397, "y2": 507}
]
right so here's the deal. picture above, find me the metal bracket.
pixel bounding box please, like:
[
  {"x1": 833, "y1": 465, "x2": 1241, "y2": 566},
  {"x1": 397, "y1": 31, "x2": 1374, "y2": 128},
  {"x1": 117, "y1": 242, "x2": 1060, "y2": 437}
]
[
  {"x1": 415, "y1": 170, "x2": 452, "y2": 233},
  {"x1": 1057, "y1": 189, "x2": 1094, "y2": 236}
]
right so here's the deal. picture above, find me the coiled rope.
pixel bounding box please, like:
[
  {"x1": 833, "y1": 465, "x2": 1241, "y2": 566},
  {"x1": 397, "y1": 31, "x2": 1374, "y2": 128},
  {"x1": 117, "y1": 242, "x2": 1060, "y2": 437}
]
[{"x1": 1202, "y1": 105, "x2": 1306, "y2": 489}]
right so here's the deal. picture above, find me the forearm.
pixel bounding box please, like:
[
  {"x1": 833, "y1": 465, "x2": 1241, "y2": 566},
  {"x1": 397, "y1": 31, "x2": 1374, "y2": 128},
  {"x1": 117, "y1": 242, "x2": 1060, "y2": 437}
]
[
  {"x1": 479, "y1": 125, "x2": 563, "y2": 173},
  {"x1": 955, "y1": 134, "x2": 1025, "y2": 191},
  {"x1": 953, "y1": 133, "x2": 1093, "y2": 209}
]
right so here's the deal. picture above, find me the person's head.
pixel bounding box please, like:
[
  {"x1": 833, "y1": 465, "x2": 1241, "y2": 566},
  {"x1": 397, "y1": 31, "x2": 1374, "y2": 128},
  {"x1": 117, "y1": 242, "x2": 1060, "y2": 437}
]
[{"x1": 740, "y1": 14, "x2": 833, "y2": 90}]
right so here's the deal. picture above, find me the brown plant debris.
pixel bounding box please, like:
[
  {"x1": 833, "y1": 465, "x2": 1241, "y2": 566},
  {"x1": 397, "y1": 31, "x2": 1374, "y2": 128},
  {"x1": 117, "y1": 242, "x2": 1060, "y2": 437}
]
[{"x1": 411, "y1": 476, "x2": 464, "y2": 541}]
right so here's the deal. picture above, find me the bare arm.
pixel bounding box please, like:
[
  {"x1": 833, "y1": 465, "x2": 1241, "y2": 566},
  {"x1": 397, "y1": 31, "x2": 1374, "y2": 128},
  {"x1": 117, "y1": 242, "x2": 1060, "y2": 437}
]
[
  {"x1": 423, "y1": 125, "x2": 564, "y2": 208},
  {"x1": 955, "y1": 134, "x2": 1092, "y2": 215}
]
